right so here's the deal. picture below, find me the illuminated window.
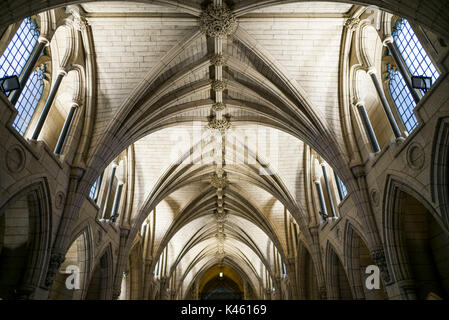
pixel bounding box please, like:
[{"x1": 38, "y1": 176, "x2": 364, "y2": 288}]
[
  {"x1": 0, "y1": 17, "x2": 43, "y2": 136},
  {"x1": 12, "y1": 68, "x2": 44, "y2": 135},
  {"x1": 89, "y1": 179, "x2": 98, "y2": 200},
  {"x1": 388, "y1": 67, "x2": 418, "y2": 132},
  {"x1": 334, "y1": 173, "x2": 347, "y2": 201},
  {"x1": 393, "y1": 19, "x2": 440, "y2": 94},
  {"x1": 0, "y1": 18, "x2": 39, "y2": 85},
  {"x1": 388, "y1": 19, "x2": 440, "y2": 133}
]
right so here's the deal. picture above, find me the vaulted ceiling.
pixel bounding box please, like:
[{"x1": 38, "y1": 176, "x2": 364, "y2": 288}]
[
  {"x1": 74, "y1": 0, "x2": 357, "y2": 297},
  {"x1": 47, "y1": 0, "x2": 370, "y2": 297}
]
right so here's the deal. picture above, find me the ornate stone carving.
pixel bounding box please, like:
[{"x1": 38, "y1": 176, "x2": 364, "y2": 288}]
[
  {"x1": 208, "y1": 117, "x2": 231, "y2": 135},
  {"x1": 211, "y1": 80, "x2": 227, "y2": 92},
  {"x1": 199, "y1": 3, "x2": 238, "y2": 38},
  {"x1": 211, "y1": 53, "x2": 226, "y2": 66},
  {"x1": 5, "y1": 144, "x2": 26, "y2": 174},
  {"x1": 215, "y1": 230, "x2": 226, "y2": 243},
  {"x1": 66, "y1": 5, "x2": 90, "y2": 31},
  {"x1": 406, "y1": 143, "x2": 425, "y2": 170},
  {"x1": 212, "y1": 102, "x2": 226, "y2": 112},
  {"x1": 210, "y1": 172, "x2": 229, "y2": 189},
  {"x1": 55, "y1": 191, "x2": 66, "y2": 209},
  {"x1": 45, "y1": 252, "x2": 66, "y2": 287},
  {"x1": 215, "y1": 209, "x2": 228, "y2": 223},
  {"x1": 370, "y1": 249, "x2": 391, "y2": 284},
  {"x1": 344, "y1": 17, "x2": 360, "y2": 30}
]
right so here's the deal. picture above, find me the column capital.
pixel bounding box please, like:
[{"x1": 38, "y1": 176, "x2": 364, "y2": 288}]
[
  {"x1": 382, "y1": 35, "x2": 394, "y2": 46},
  {"x1": 58, "y1": 69, "x2": 68, "y2": 77},
  {"x1": 38, "y1": 36, "x2": 50, "y2": 46},
  {"x1": 366, "y1": 66, "x2": 377, "y2": 75},
  {"x1": 355, "y1": 100, "x2": 365, "y2": 107},
  {"x1": 71, "y1": 101, "x2": 80, "y2": 109}
]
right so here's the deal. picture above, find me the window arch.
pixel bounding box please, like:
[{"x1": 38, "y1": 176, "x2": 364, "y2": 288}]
[
  {"x1": 388, "y1": 18, "x2": 440, "y2": 133},
  {"x1": 0, "y1": 18, "x2": 39, "y2": 84},
  {"x1": 0, "y1": 17, "x2": 45, "y2": 136},
  {"x1": 12, "y1": 67, "x2": 45, "y2": 135},
  {"x1": 388, "y1": 67, "x2": 418, "y2": 132},
  {"x1": 393, "y1": 19, "x2": 440, "y2": 89},
  {"x1": 334, "y1": 173, "x2": 347, "y2": 201},
  {"x1": 89, "y1": 179, "x2": 99, "y2": 200}
]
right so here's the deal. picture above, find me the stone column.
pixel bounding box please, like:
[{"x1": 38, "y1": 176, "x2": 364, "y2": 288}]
[
  {"x1": 54, "y1": 102, "x2": 79, "y2": 155},
  {"x1": 367, "y1": 67, "x2": 402, "y2": 139},
  {"x1": 110, "y1": 182, "x2": 124, "y2": 222},
  {"x1": 314, "y1": 179, "x2": 328, "y2": 220},
  {"x1": 383, "y1": 36, "x2": 420, "y2": 103},
  {"x1": 355, "y1": 101, "x2": 381, "y2": 153},
  {"x1": 32, "y1": 69, "x2": 68, "y2": 140},
  {"x1": 101, "y1": 164, "x2": 117, "y2": 219},
  {"x1": 320, "y1": 163, "x2": 336, "y2": 218},
  {"x1": 10, "y1": 36, "x2": 49, "y2": 105}
]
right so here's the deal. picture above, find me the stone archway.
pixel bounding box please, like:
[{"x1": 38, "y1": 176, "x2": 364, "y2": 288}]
[
  {"x1": 0, "y1": 180, "x2": 51, "y2": 300},
  {"x1": 384, "y1": 183, "x2": 449, "y2": 300}
]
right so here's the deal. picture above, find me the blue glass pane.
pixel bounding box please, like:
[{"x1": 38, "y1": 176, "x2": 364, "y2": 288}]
[
  {"x1": 90, "y1": 179, "x2": 98, "y2": 199},
  {"x1": 12, "y1": 69, "x2": 44, "y2": 135},
  {"x1": 0, "y1": 18, "x2": 40, "y2": 84},
  {"x1": 393, "y1": 19, "x2": 440, "y2": 95},
  {"x1": 336, "y1": 175, "x2": 347, "y2": 199},
  {"x1": 389, "y1": 69, "x2": 418, "y2": 133}
]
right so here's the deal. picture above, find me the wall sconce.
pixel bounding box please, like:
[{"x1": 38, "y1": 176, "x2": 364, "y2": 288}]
[
  {"x1": 0, "y1": 75, "x2": 20, "y2": 94},
  {"x1": 411, "y1": 75, "x2": 432, "y2": 93}
]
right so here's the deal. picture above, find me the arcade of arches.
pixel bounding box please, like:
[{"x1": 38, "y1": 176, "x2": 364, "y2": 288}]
[{"x1": 0, "y1": 0, "x2": 449, "y2": 300}]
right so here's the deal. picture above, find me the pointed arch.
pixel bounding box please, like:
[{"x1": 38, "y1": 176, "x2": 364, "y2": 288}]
[
  {"x1": 85, "y1": 242, "x2": 114, "y2": 300},
  {"x1": 325, "y1": 241, "x2": 353, "y2": 300},
  {"x1": 0, "y1": 178, "x2": 51, "y2": 299},
  {"x1": 383, "y1": 175, "x2": 449, "y2": 299}
]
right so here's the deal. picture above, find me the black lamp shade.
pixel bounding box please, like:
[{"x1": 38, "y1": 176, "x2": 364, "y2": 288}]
[
  {"x1": 411, "y1": 75, "x2": 432, "y2": 90},
  {"x1": 0, "y1": 75, "x2": 20, "y2": 93}
]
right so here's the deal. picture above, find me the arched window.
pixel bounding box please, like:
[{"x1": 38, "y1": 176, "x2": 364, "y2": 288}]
[
  {"x1": 12, "y1": 67, "x2": 45, "y2": 135},
  {"x1": 89, "y1": 172, "x2": 104, "y2": 202},
  {"x1": 334, "y1": 173, "x2": 347, "y2": 201},
  {"x1": 0, "y1": 17, "x2": 44, "y2": 136},
  {"x1": 388, "y1": 67, "x2": 418, "y2": 132},
  {"x1": 389, "y1": 18, "x2": 440, "y2": 133},
  {"x1": 89, "y1": 179, "x2": 98, "y2": 200},
  {"x1": 393, "y1": 19, "x2": 440, "y2": 90}
]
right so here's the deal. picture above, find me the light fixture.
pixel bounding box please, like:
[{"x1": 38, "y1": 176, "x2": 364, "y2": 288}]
[
  {"x1": 219, "y1": 272, "x2": 223, "y2": 278},
  {"x1": 0, "y1": 75, "x2": 20, "y2": 94},
  {"x1": 411, "y1": 75, "x2": 432, "y2": 93}
]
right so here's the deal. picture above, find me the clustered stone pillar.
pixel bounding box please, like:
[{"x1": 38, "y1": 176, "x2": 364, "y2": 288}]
[
  {"x1": 54, "y1": 102, "x2": 79, "y2": 154},
  {"x1": 10, "y1": 36, "x2": 49, "y2": 105},
  {"x1": 32, "y1": 69, "x2": 68, "y2": 140},
  {"x1": 367, "y1": 66, "x2": 402, "y2": 139},
  {"x1": 383, "y1": 35, "x2": 420, "y2": 104},
  {"x1": 355, "y1": 100, "x2": 381, "y2": 153}
]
